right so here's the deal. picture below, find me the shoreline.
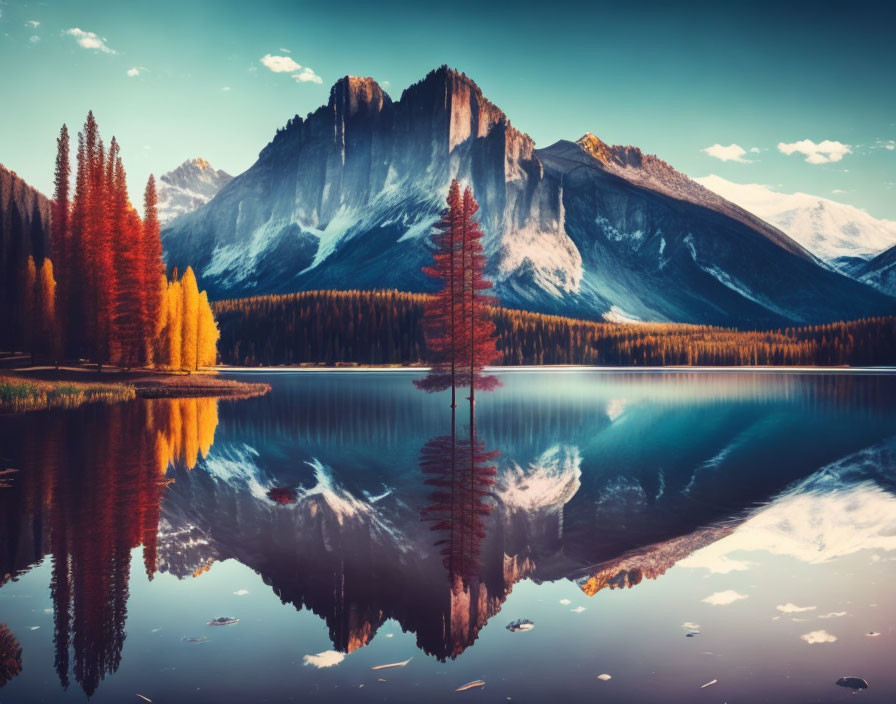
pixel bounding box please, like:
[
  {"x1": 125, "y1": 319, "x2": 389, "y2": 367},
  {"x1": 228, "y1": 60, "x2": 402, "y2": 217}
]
[{"x1": 216, "y1": 364, "x2": 896, "y2": 374}]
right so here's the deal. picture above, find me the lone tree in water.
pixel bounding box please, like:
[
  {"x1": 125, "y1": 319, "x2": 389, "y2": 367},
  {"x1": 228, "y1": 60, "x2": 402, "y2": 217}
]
[{"x1": 416, "y1": 180, "x2": 499, "y2": 401}]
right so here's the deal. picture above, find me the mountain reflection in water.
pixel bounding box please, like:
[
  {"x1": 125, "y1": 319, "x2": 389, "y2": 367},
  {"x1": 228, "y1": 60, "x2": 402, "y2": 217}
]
[{"x1": 1, "y1": 371, "x2": 895, "y2": 701}]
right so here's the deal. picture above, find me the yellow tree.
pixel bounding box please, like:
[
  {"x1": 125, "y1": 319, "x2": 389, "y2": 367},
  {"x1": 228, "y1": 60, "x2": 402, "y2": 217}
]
[
  {"x1": 196, "y1": 291, "x2": 219, "y2": 368},
  {"x1": 180, "y1": 267, "x2": 199, "y2": 371},
  {"x1": 166, "y1": 279, "x2": 183, "y2": 370},
  {"x1": 38, "y1": 258, "x2": 61, "y2": 364}
]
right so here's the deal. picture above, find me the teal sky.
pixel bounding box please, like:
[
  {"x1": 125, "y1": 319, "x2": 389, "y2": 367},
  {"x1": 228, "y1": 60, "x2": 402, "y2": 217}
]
[{"x1": 1, "y1": 0, "x2": 894, "y2": 218}]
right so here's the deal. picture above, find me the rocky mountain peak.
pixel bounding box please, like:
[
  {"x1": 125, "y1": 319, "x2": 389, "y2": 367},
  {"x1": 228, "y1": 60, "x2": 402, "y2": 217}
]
[
  {"x1": 329, "y1": 76, "x2": 392, "y2": 118},
  {"x1": 157, "y1": 158, "x2": 233, "y2": 226}
]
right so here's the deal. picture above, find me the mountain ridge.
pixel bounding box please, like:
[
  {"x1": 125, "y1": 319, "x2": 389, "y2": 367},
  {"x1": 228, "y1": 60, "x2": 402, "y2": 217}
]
[{"x1": 161, "y1": 66, "x2": 895, "y2": 327}]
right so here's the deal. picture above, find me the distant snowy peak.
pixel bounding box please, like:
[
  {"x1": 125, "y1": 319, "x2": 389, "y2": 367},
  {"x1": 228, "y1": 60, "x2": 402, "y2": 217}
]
[
  {"x1": 695, "y1": 175, "x2": 896, "y2": 262},
  {"x1": 157, "y1": 158, "x2": 233, "y2": 225}
]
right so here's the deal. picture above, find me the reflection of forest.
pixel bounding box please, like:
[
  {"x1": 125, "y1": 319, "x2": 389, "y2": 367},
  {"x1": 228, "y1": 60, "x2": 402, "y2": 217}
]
[
  {"x1": 0, "y1": 398, "x2": 219, "y2": 696},
  {"x1": 219, "y1": 372, "x2": 896, "y2": 458}
]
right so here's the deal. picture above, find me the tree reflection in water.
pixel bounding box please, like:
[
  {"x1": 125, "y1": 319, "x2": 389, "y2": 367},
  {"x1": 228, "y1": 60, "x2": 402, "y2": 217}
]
[{"x1": 0, "y1": 398, "x2": 219, "y2": 696}]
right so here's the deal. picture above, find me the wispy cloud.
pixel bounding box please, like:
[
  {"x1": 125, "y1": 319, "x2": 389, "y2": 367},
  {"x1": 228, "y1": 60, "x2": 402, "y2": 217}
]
[
  {"x1": 260, "y1": 53, "x2": 301, "y2": 73},
  {"x1": 702, "y1": 143, "x2": 751, "y2": 163},
  {"x1": 126, "y1": 66, "x2": 146, "y2": 77},
  {"x1": 26, "y1": 20, "x2": 40, "y2": 28},
  {"x1": 29, "y1": 35, "x2": 40, "y2": 43},
  {"x1": 279, "y1": 47, "x2": 291, "y2": 53},
  {"x1": 65, "y1": 28, "x2": 116, "y2": 54},
  {"x1": 777, "y1": 139, "x2": 851, "y2": 164},
  {"x1": 221, "y1": 86, "x2": 232, "y2": 92},
  {"x1": 292, "y1": 67, "x2": 322, "y2": 84},
  {"x1": 776, "y1": 603, "x2": 815, "y2": 614},
  {"x1": 702, "y1": 590, "x2": 748, "y2": 606}
]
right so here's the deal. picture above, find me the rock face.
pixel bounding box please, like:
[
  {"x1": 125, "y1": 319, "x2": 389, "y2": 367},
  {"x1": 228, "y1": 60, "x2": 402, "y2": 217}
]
[
  {"x1": 695, "y1": 174, "x2": 896, "y2": 262},
  {"x1": 157, "y1": 158, "x2": 232, "y2": 225},
  {"x1": 162, "y1": 67, "x2": 894, "y2": 326}
]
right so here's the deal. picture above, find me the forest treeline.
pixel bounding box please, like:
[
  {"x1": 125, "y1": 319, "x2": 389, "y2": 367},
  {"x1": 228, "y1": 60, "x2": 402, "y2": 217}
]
[
  {"x1": 213, "y1": 289, "x2": 896, "y2": 367},
  {"x1": 0, "y1": 114, "x2": 218, "y2": 370}
]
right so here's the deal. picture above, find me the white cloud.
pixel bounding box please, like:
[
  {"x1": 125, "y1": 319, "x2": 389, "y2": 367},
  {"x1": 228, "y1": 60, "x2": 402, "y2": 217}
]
[
  {"x1": 702, "y1": 143, "x2": 751, "y2": 163},
  {"x1": 126, "y1": 66, "x2": 145, "y2": 77},
  {"x1": 260, "y1": 54, "x2": 322, "y2": 84},
  {"x1": 233, "y1": 589, "x2": 248, "y2": 596},
  {"x1": 260, "y1": 53, "x2": 301, "y2": 73},
  {"x1": 292, "y1": 67, "x2": 322, "y2": 84},
  {"x1": 29, "y1": 35, "x2": 40, "y2": 43},
  {"x1": 559, "y1": 598, "x2": 571, "y2": 605},
  {"x1": 702, "y1": 590, "x2": 748, "y2": 606},
  {"x1": 303, "y1": 650, "x2": 345, "y2": 668},
  {"x1": 776, "y1": 602, "x2": 816, "y2": 613},
  {"x1": 887, "y1": 145, "x2": 895, "y2": 151},
  {"x1": 26, "y1": 20, "x2": 40, "y2": 28},
  {"x1": 749, "y1": 147, "x2": 761, "y2": 153},
  {"x1": 570, "y1": 606, "x2": 586, "y2": 613},
  {"x1": 801, "y1": 629, "x2": 837, "y2": 644},
  {"x1": 818, "y1": 611, "x2": 847, "y2": 619},
  {"x1": 777, "y1": 139, "x2": 851, "y2": 164},
  {"x1": 279, "y1": 47, "x2": 291, "y2": 53},
  {"x1": 681, "y1": 621, "x2": 700, "y2": 630},
  {"x1": 221, "y1": 86, "x2": 231, "y2": 92},
  {"x1": 65, "y1": 28, "x2": 116, "y2": 54}
]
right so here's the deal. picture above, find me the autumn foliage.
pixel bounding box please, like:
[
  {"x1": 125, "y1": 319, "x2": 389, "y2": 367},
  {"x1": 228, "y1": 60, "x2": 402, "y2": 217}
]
[
  {"x1": 415, "y1": 180, "x2": 499, "y2": 396},
  {"x1": 3, "y1": 113, "x2": 219, "y2": 369}
]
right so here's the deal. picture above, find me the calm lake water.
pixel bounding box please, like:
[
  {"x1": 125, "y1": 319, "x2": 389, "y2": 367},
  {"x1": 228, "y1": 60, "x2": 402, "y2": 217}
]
[{"x1": 1, "y1": 370, "x2": 895, "y2": 703}]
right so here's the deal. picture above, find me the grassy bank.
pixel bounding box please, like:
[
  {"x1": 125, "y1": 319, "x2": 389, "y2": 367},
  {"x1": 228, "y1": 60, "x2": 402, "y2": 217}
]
[
  {"x1": 0, "y1": 375, "x2": 135, "y2": 412},
  {"x1": 1, "y1": 369, "x2": 270, "y2": 413}
]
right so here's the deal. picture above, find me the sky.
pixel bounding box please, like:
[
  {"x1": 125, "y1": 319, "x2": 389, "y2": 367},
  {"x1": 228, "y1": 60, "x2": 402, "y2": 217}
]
[{"x1": 1, "y1": 0, "x2": 894, "y2": 218}]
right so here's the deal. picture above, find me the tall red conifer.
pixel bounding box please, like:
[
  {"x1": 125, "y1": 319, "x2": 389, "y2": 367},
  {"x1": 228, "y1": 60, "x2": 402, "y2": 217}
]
[
  {"x1": 417, "y1": 181, "x2": 499, "y2": 396},
  {"x1": 459, "y1": 186, "x2": 499, "y2": 395},
  {"x1": 415, "y1": 180, "x2": 463, "y2": 399}
]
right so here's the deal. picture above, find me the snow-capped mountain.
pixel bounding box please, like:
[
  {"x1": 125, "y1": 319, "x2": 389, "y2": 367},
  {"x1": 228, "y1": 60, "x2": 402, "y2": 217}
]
[
  {"x1": 161, "y1": 67, "x2": 894, "y2": 326},
  {"x1": 853, "y1": 242, "x2": 896, "y2": 297},
  {"x1": 157, "y1": 158, "x2": 232, "y2": 225},
  {"x1": 695, "y1": 174, "x2": 896, "y2": 262}
]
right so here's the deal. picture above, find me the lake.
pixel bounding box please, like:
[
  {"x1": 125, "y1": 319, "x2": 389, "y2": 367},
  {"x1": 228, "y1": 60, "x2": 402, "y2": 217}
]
[{"x1": 1, "y1": 370, "x2": 895, "y2": 702}]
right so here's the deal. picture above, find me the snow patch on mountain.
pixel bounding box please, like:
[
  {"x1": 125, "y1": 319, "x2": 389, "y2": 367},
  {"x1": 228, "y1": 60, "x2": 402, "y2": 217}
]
[{"x1": 695, "y1": 175, "x2": 896, "y2": 261}]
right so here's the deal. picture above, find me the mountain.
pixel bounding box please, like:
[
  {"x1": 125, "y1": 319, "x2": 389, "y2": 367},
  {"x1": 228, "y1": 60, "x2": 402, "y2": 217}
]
[
  {"x1": 1, "y1": 164, "x2": 52, "y2": 350},
  {"x1": 157, "y1": 158, "x2": 232, "y2": 225},
  {"x1": 161, "y1": 67, "x2": 895, "y2": 327},
  {"x1": 853, "y1": 243, "x2": 896, "y2": 297},
  {"x1": 695, "y1": 174, "x2": 896, "y2": 262}
]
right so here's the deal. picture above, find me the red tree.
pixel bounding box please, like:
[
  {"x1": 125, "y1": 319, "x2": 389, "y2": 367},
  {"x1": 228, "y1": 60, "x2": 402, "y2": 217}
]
[
  {"x1": 459, "y1": 186, "x2": 499, "y2": 396},
  {"x1": 416, "y1": 181, "x2": 499, "y2": 398},
  {"x1": 415, "y1": 179, "x2": 463, "y2": 400}
]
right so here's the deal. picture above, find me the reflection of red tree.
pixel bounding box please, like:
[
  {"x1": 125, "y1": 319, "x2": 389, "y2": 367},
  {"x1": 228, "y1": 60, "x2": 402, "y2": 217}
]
[
  {"x1": 420, "y1": 403, "x2": 498, "y2": 581},
  {"x1": 0, "y1": 624, "x2": 23, "y2": 688},
  {"x1": 1, "y1": 398, "x2": 216, "y2": 696}
]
